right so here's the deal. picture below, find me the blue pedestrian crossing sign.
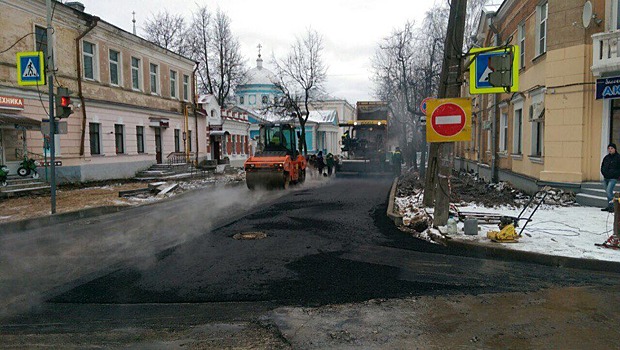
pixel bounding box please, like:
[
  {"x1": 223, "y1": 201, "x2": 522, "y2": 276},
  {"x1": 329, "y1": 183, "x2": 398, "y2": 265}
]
[
  {"x1": 469, "y1": 46, "x2": 519, "y2": 94},
  {"x1": 16, "y1": 51, "x2": 45, "y2": 86}
]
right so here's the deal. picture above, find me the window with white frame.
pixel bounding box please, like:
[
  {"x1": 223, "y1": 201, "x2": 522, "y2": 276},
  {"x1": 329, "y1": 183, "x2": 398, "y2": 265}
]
[
  {"x1": 150, "y1": 63, "x2": 159, "y2": 94},
  {"x1": 131, "y1": 57, "x2": 141, "y2": 90},
  {"x1": 183, "y1": 74, "x2": 189, "y2": 101},
  {"x1": 115, "y1": 124, "x2": 125, "y2": 154},
  {"x1": 513, "y1": 108, "x2": 523, "y2": 154},
  {"x1": 500, "y1": 112, "x2": 508, "y2": 152},
  {"x1": 518, "y1": 23, "x2": 525, "y2": 69},
  {"x1": 136, "y1": 126, "x2": 144, "y2": 154},
  {"x1": 89, "y1": 123, "x2": 101, "y2": 155},
  {"x1": 536, "y1": 2, "x2": 548, "y2": 56},
  {"x1": 82, "y1": 41, "x2": 96, "y2": 80},
  {"x1": 109, "y1": 49, "x2": 120, "y2": 86},
  {"x1": 170, "y1": 70, "x2": 177, "y2": 98},
  {"x1": 529, "y1": 90, "x2": 545, "y2": 158}
]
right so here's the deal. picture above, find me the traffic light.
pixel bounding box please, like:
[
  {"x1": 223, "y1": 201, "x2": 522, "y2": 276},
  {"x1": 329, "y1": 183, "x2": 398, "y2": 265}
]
[
  {"x1": 488, "y1": 53, "x2": 513, "y2": 89},
  {"x1": 55, "y1": 87, "x2": 73, "y2": 118}
]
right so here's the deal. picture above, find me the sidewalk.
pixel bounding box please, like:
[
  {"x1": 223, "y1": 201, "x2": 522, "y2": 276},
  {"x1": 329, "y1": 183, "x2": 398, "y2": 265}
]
[{"x1": 389, "y1": 178, "x2": 620, "y2": 271}]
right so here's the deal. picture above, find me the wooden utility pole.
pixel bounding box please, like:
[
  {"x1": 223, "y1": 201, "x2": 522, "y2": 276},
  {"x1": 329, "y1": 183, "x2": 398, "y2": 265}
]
[{"x1": 423, "y1": 0, "x2": 468, "y2": 225}]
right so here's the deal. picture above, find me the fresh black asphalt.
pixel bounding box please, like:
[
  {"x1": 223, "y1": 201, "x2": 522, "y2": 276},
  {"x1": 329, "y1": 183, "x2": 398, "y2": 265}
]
[{"x1": 47, "y1": 178, "x2": 619, "y2": 307}]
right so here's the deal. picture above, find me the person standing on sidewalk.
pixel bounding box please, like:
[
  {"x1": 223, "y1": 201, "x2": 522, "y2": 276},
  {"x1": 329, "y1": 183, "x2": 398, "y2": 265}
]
[{"x1": 601, "y1": 143, "x2": 620, "y2": 211}]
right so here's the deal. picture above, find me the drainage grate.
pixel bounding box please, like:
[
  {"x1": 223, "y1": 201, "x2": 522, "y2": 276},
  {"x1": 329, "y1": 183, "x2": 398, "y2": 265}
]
[{"x1": 233, "y1": 231, "x2": 267, "y2": 240}]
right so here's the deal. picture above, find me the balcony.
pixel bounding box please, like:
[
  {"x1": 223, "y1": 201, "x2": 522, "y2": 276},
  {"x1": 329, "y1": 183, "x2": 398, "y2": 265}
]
[{"x1": 592, "y1": 31, "x2": 620, "y2": 76}]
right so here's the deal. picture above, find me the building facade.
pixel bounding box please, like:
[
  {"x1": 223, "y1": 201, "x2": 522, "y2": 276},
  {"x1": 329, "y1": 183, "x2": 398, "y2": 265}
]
[
  {"x1": 198, "y1": 94, "x2": 251, "y2": 167},
  {"x1": 0, "y1": 0, "x2": 202, "y2": 183},
  {"x1": 456, "y1": 0, "x2": 609, "y2": 192}
]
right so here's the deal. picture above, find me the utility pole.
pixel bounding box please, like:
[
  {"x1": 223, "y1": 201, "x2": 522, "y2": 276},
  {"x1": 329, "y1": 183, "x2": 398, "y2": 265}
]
[
  {"x1": 423, "y1": 0, "x2": 468, "y2": 225},
  {"x1": 46, "y1": 0, "x2": 57, "y2": 214}
]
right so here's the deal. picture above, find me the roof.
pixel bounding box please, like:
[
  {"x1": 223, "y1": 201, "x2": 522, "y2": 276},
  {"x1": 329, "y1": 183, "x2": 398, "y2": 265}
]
[
  {"x1": 242, "y1": 56, "x2": 277, "y2": 86},
  {"x1": 239, "y1": 108, "x2": 338, "y2": 126}
]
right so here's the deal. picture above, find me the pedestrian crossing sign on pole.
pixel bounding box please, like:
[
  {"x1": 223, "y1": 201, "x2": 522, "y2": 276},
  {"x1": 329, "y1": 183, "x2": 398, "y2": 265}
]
[
  {"x1": 469, "y1": 46, "x2": 519, "y2": 94},
  {"x1": 16, "y1": 51, "x2": 45, "y2": 86}
]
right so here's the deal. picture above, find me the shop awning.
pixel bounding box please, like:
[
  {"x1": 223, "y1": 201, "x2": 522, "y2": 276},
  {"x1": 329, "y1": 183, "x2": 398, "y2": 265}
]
[
  {"x1": 0, "y1": 113, "x2": 41, "y2": 129},
  {"x1": 209, "y1": 130, "x2": 230, "y2": 136}
]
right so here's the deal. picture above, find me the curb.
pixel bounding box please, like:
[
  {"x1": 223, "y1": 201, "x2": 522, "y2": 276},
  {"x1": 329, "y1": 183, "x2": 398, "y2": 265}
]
[
  {"x1": 444, "y1": 238, "x2": 620, "y2": 273},
  {"x1": 386, "y1": 178, "x2": 403, "y2": 226},
  {"x1": 387, "y1": 180, "x2": 620, "y2": 273},
  {"x1": 0, "y1": 206, "x2": 128, "y2": 233}
]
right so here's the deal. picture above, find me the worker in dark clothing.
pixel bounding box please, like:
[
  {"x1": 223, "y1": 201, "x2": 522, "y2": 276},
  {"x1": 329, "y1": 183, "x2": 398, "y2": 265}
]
[
  {"x1": 392, "y1": 147, "x2": 403, "y2": 176},
  {"x1": 316, "y1": 151, "x2": 325, "y2": 175},
  {"x1": 326, "y1": 153, "x2": 335, "y2": 176},
  {"x1": 601, "y1": 143, "x2": 620, "y2": 211}
]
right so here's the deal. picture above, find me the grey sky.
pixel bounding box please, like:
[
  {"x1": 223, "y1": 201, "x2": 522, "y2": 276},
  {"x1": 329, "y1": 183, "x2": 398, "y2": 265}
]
[{"x1": 79, "y1": 0, "x2": 437, "y2": 104}]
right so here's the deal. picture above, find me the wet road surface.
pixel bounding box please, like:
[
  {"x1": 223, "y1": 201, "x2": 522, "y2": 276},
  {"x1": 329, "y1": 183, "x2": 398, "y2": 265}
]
[{"x1": 2, "y1": 177, "x2": 620, "y2": 348}]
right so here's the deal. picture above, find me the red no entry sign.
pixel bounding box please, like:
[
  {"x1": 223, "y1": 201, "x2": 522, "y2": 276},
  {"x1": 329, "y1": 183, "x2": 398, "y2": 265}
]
[
  {"x1": 426, "y1": 98, "x2": 471, "y2": 143},
  {"x1": 431, "y1": 103, "x2": 466, "y2": 137}
]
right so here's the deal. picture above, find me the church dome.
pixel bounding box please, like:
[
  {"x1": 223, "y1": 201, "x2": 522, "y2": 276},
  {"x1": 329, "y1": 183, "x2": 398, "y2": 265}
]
[{"x1": 244, "y1": 55, "x2": 277, "y2": 85}]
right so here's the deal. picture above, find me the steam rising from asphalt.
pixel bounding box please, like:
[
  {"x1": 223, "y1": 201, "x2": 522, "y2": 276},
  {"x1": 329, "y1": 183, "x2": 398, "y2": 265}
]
[{"x1": 0, "y1": 177, "x2": 330, "y2": 318}]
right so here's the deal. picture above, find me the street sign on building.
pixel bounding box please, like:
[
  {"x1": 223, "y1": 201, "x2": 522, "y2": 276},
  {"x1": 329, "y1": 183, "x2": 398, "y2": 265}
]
[
  {"x1": 425, "y1": 98, "x2": 472, "y2": 142},
  {"x1": 469, "y1": 46, "x2": 519, "y2": 94},
  {"x1": 596, "y1": 76, "x2": 620, "y2": 99},
  {"x1": 16, "y1": 51, "x2": 45, "y2": 86}
]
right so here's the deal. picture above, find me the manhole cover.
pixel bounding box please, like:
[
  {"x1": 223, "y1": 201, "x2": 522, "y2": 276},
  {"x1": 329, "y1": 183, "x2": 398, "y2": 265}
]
[{"x1": 233, "y1": 231, "x2": 267, "y2": 240}]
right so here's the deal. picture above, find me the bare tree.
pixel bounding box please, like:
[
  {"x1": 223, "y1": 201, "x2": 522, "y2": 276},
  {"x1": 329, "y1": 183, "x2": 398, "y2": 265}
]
[
  {"x1": 209, "y1": 8, "x2": 246, "y2": 106},
  {"x1": 270, "y1": 29, "x2": 327, "y2": 155},
  {"x1": 188, "y1": 6, "x2": 214, "y2": 96},
  {"x1": 188, "y1": 6, "x2": 246, "y2": 107},
  {"x1": 143, "y1": 10, "x2": 189, "y2": 56}
]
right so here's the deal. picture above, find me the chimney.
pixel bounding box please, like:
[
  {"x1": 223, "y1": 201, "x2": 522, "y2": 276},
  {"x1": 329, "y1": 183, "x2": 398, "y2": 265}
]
[{"x1": 65, "y1": 1, "x2": 85, "y2": 12}]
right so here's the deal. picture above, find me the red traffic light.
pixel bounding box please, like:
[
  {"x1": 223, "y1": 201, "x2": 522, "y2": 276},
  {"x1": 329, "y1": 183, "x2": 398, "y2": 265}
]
[{"x1": 60, "y1": 96, "x2": 71, "y2": 107}]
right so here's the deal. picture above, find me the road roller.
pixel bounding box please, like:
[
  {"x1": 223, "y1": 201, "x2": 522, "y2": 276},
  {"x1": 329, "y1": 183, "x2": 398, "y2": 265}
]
[{"x1": 244, "y1": 123, "x2": 307, "y2": 190}]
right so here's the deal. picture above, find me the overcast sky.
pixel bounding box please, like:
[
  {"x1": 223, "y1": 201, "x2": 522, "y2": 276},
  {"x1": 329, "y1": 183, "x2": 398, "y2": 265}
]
[{"x1": 79, "y1": 0, "x2": 437, "y2": 104}]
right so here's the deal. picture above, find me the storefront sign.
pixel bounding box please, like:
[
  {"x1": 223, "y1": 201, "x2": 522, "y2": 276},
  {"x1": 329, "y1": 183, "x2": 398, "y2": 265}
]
[
  {"x1": 0, "y1": 95, "x2": 25, "y2": 110},
  {"x1": 596, "y1": 77, "x2": 620, "y2": 100},
  {"x1": 209, "y1": 125, "x2": 223, "y2": 131}
]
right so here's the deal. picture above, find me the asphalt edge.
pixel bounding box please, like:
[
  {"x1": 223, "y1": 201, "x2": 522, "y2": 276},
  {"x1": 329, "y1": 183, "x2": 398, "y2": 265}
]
[
  {"x1": 386, "y1": 177, "x2": 403, "y2": 226},
  {"x1": 0, "y1": 206, "x2": 129, "y2": 233},
  {"x1": 387, "y1": 178, "x2": 620, "y2": 273}
]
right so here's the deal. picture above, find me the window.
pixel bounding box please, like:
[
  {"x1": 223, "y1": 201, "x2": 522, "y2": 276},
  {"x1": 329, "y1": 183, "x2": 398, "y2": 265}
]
[
  {"x1": 249, "y1": 95, "x2": 256, "y2": 105},
  {"x1": 188, "y1": 130, "x2": 192, "y2": 152},
  {"x1": 89, "y1": 123, "x2": 101, "y2": 155},
  {"x1": 536, "y1": 2, "x2": 548, "y2": 56},
  {"x1": 82, "y1": 41, "x2": 96, "y2": 80},
  {"x1": 35, "y1": 25, "x2": 48, "y2": 61},
  {"x1": 150, "y1": 63, "x2": 159, "y2": 94},
  {"x1": 500, "y1": 113, "x2": 508, "y2": 152},
  {"x1": 115, "y1": 124, "x2": 125, "y2": 154},
  {"x1": 136, "y1": 126, "x2": 144, "y2": 154},
  {"x1": 109, "y1": 50, "x2": 120, "y2": 86},
  {"x1": 131, "y1": 57, "x2": 141, "y2": 90},
  {"x1": 532, "y1": 120, "x2": 543, "y2": 157},
  {"x1": 239, "y1": 96, "x2": 245, "y2": 104},
  {"x1": 183, "y1": 74, "x2": 189, "y2": 101},
  {"x1": 174, "y1": 129, "x2": 180, "y2": 152},
  {"x1": 170, "y1": 70, "x2": 177, "y2": 98},
  {"x1": 232, "y1": 135, "x2": 236, "y2": 154},
  {"x1": 262, "y1": 95, "x2": 268, "y2": 104},
  {"x1": 518, "y1": 23, "x2": 525, "y2": 69},
  {"x1": 513, "y1": 108, "x2": 523, "y2": 154}
]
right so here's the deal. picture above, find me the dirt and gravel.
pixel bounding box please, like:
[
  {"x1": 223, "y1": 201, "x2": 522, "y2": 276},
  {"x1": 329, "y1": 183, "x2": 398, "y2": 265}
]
[
  {"x1": 0, "y1": 173, "x2": 245, "y2": 224},
  {"x1": 397, "y1": 170, "x2": 575, "y2": 208}
]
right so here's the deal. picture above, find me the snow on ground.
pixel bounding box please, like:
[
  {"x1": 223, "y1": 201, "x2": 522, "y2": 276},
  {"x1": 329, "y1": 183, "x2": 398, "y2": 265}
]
[
  {"x1": 395, "y1": 188, "x2": 620, "y2": 262},
  {"x1": 452, "y1": 204, "x2": 619, "y2": 262}
]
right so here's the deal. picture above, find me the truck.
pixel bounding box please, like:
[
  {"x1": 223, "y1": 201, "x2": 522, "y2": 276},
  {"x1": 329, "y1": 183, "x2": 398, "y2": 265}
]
[{"x1": 337, "y1": 101, "x2": 390, "y2": 176}]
